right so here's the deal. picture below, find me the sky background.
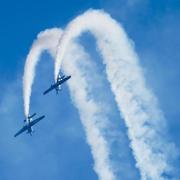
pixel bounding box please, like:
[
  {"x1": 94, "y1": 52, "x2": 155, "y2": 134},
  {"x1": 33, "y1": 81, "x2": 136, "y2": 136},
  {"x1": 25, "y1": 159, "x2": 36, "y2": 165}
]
[{"x1": 0, "y1": 0, "x2": 180, "y2": 179}]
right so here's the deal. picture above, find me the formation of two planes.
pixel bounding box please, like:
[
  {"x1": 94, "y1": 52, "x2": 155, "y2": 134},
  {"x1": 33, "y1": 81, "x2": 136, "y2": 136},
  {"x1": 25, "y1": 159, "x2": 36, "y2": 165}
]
[{"x1": 14, "y1": 74, "x2": 71, "y2": 137}]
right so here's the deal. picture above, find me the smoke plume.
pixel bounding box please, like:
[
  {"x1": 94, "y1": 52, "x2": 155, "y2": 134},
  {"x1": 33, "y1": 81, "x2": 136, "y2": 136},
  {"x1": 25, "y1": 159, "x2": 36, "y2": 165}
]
[{"x1": 54, "y1": 10, "x2": 177, "y2": 179}]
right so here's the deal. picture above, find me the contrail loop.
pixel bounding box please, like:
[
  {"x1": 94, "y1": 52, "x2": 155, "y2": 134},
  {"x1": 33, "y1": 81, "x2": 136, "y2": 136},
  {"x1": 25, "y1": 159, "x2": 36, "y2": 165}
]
[
  {"x1": 55, "y1": 9, "x2": 177, "y2": 179},
  {"x1": 23, "y1": 28, "x2": 116, "y2": 180}
]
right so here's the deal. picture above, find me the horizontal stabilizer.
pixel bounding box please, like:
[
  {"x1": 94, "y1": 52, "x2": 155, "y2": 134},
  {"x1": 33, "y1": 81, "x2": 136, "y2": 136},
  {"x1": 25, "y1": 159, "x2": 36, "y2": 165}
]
[{"x1": 29, "y1": 113, "x2": 36, "y2": 119}]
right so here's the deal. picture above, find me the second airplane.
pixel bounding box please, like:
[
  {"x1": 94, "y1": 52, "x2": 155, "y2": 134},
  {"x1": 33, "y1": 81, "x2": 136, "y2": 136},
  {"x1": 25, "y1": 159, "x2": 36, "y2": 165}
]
[{"x1": 43, "y1": 74, "x2": 71, "y2": 95}]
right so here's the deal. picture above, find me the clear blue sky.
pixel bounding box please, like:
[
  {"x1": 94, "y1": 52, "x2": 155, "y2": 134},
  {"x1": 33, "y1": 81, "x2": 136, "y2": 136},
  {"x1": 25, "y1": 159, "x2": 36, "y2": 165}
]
[{"x1": 0, "y1": 0, "x2": 180, "y2": 179}]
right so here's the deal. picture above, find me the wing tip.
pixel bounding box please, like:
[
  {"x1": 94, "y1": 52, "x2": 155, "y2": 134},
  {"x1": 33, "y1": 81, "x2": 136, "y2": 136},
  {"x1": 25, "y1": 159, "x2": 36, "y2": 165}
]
[{"x1": 43, "y1": 91, "x2": 48, "y2": 95}]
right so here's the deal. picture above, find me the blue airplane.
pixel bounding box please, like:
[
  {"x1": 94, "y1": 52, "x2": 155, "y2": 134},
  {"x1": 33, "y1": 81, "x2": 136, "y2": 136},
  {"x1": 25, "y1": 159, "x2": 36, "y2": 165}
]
[
  {"x1": 43, "y1": 74, "x2": 71, "y2": 95},
  {"x1": 14, "y1": 113, "x2": 45, "y2": 137}
]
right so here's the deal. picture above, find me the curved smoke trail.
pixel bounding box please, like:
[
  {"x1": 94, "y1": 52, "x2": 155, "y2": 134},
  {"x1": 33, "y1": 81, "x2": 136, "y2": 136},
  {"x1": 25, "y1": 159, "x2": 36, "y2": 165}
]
[
  {"x1": 55, "y1": 10, "x2": 177, "y2": 179},
  {"x1": 23, "y1": 28, "x2": 62, "y2": 117},
  {"x1": 62, "y1": 44, "x2": 117, "y2": 180},
  {"x1": 23, "y1": 28, "x2": 119, "y2": 179}
]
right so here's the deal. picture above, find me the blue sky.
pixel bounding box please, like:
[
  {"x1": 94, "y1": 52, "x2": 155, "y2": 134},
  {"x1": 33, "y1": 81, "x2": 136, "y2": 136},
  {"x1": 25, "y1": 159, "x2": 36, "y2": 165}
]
[{"x1": 0, "y1": 0, "x2": 180, "y2": 179}]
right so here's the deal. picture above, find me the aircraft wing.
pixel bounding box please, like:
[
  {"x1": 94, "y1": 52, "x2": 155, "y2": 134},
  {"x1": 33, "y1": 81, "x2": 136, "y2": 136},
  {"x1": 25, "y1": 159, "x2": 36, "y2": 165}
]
[
  {"x1": 59, "y1": 76, "x2": 71, "y2": 85},
  {"x1": 43, "y1": 85, "x2": 56, "y2": 95},
  {"x1": 30, "y1": 115, "x2": 45, "y2": 126},
  {"x1": 14, "y1": 126, "x2": 28, "y2": 137}
]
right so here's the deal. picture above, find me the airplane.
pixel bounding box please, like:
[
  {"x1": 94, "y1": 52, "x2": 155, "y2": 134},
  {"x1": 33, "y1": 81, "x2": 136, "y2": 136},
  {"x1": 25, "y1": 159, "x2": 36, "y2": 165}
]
[
  {"x1": 14, "y1": 113, "x2": 45, "y2": 137},
  {"x1": 43, "y1": 73, "x2": 71, "y2": 95}
]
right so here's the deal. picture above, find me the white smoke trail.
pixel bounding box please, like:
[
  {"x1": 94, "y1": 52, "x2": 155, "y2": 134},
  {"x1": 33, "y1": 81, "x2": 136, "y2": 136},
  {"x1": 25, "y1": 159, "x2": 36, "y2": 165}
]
[
  {"x1": 62, "y1": 43, "x2": 117, "y2": 180},
  {"x1": 55, "y1": 9, "x2": 177, "y2": 179},
  {"x1": 23, "y1": 28, "x2": 62, "y2": 117},
  {"x1": 23, "y1": 28, "x2": 118, "y2": 179}
]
